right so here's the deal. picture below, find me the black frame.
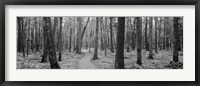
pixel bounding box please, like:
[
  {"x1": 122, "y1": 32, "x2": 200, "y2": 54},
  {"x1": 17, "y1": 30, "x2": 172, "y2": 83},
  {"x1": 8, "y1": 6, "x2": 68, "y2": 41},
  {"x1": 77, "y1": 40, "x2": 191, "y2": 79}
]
[{"x1": 0, "y1": 0, "x2": 199, "y2": 86}]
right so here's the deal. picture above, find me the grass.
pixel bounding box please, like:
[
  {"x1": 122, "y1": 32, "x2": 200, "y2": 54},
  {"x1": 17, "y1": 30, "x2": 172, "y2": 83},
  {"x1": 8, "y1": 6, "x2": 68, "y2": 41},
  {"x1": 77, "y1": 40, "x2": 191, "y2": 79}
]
[
  {"x1": 92, "y1": 50, "x2": 183, "y2": 69},
  {"x1": 17, "y1": 49, "x2": 183, "y2": 69}
]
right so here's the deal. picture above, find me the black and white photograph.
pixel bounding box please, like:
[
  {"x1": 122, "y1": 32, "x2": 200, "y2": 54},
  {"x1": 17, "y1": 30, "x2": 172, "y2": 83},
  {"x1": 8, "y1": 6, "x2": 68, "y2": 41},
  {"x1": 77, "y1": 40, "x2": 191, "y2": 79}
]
[{"x1": 17, "y1": 17, "x2": 183, "y2": 69}]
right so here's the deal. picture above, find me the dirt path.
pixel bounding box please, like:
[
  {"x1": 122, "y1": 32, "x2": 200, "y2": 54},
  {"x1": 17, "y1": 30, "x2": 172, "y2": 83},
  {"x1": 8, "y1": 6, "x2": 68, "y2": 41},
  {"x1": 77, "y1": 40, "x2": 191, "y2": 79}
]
[{"x1": 78, "y1": 53, "x2": 98, "y2": 69}]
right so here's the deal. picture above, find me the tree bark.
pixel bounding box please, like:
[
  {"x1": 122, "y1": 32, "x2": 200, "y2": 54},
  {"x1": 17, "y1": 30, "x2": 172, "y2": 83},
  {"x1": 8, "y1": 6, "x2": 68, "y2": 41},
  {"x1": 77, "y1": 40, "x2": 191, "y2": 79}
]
[
  {"x1": 145, "y1": 17, "x2": 149, "y2": 51},
  {"x1": 115, "y1": 17, "x2": 125, "y2": 69},
  {"x1": 155, "y1": 17, "x2": 158, "y2": 53},
  {"x1": 93, "y1": 17, "x2": 99, "y2": 60},
  {"x1": 76, "y1": 17, "x2": 82, "y2": 54},
  {"x1": 173, "y1": 17, "x2": 180, "y2": 62},
  {"x1": 21, "y1": 17, "x2": 25, "y2": 58},
  {"x1": 136, "y1": 17, "x2": 142, "y2": 65},
  {"x1": 43, "y1": 17, "x2": 60, "y2": 69},
  {"x1": 58, "y1": 17, "x2": 63, "y2": 61},
  {"x1": 148, "y1": 17, "x2": 154, "y2": 59},
  {"x1": 110, "y1": 17, "x2": 114, "y2": 53}
]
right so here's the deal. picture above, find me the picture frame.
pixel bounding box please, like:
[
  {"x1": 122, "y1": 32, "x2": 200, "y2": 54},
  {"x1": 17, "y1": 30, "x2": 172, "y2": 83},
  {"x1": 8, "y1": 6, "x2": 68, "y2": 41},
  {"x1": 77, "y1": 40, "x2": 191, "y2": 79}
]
[{"x1": 0, "y1": 0, "x2": 199, "y2": 86}]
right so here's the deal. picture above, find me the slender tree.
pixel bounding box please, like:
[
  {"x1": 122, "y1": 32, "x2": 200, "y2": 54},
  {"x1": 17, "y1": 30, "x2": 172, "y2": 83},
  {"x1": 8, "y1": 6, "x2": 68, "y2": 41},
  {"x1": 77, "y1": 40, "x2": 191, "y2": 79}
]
[
  {"x1": 26, "y1": 17, "x2": 31, "y2": 56},
  {"x1": 148, "y1": 17, "x2": 154, "y2": 59},
  {"x1": 155, "y1": 17, "x2": 158, "y2": 53},
  {"x1": 145, "y1": 17, "x2": 149, "y2": 51},
  {"x1": 110, "y1": 17, "x2": 114, "y2": 53},
  {"x1": 58, "y1": 17, "x2": 63, "y2": 61},
  {"x1": 93, "y1": 17, "x2": 99, "y2": 60},
  {"x1": 115, "y1": 17, "x2": 125, "y2": 69},
  {"x1": 21, "y1": 17, "x2": 25, "y2": 58},
  {"x1": 136, "y1": 17, "x2": 142, "y2": 65}
]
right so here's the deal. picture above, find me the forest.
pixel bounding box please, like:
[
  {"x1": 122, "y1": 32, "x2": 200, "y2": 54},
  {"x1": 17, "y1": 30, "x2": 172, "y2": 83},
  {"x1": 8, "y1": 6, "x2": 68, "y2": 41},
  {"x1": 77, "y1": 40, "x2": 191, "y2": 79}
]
[{"x1": 17, "y1": 17, "x2": 183, "y2": 69}]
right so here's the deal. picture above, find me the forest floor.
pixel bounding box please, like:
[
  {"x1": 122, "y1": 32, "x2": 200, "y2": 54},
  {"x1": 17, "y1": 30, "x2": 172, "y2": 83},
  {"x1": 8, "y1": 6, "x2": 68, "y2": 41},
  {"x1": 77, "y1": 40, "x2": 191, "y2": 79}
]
[{"x1": 17, "y1": 49, "x2": 183, "y2": 69}]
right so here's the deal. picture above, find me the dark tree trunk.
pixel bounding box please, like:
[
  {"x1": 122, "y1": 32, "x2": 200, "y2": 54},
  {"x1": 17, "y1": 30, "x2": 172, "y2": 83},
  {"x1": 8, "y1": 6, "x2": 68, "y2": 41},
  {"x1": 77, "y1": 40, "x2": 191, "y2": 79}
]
[
  {"x1": 69, "y1": 27, "x2": 72, "y2": 52},
  {"x1": 31, "y1": 18, "x2": 35, "y2": 52},
  {"x1": 173, "y1": 17, "x2": 180, "y2": 62},
  {"x1": 104, "y1": 17, "x2": 107, "y2": 56},
  {"x1": 145, "y1": 17, "x2": 149, "y2": 51},
  {"x1": 100, "y1": 18, "x2": 104, "y2": 51},
  {"x1": 136, "y1": 17, "x2": 142, "y2": 65},
  {"x1": 58, "y1": 17, "x2": 63, "y2": 61},
  {"x1": 76, "y1": 17, "x2": 82, "y2": 54},
  {"x1": 26, "y1": 18, "x2": 31, "y2": 56},
  {"x1": 43, "y1": 17, "x2": 60, "y2": 69},
  {"x1": 163, "y1": 17, "x2": 167, "y2": 49},
  {"x1": 34, "y1": 18, "x2": 39, "y2": 52},
  {"x1": 148, "y1": 17, "x2": 154, "y2": 60},
  {"x1": 110, "y1": 17, "x2": 114, "y2": 53},
  {"x1": 41, "y1": 18, "x2": 48, "y2": 63},
  {"x1": 115, "y1": 17, "x2": 125, "y2": 69},
  {"x1": 17, "y1": 17, "x2": 22, "y2": 52},
  {"x1": 155, "y1": 17, "x2": 158, "y2": 53},
  {"x1": 53, "y1": 17, "x2": 58, "y2": 43},
  {"x1": 21, "y1": 17, "x2": 25, "y2": 58},
  {"x1": 158, "y1": 17, "x2": 162, "y2": 50},
  {"x1": 93, "y1": 17, "x2": 99, "y2": 60}
]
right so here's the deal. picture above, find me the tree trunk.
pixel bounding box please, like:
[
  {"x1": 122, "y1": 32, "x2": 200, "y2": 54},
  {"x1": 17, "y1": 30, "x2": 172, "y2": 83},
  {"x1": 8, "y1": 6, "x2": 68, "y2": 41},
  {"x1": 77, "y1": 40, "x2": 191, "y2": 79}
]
[
  {"x1": 76, "y1": 17, "x2": 82, "y2": 54},
  {"x1": 58, "y1": 17, "x2": 63, "y2": 61},
  {"x1": 34, "y1": 18, "x2": 39, "y2": 52},
  {"x1": 136, "y1": 17, "x2": 142, "y2": 65},
  {"x1": 43, "y1": 17, "x2": 60, "y2": 69},
  {"x1": 163, "y1": 17, "x2": 167, "y2": 49},
  {"x1": 158, "y1": 17, "x2": 162, "y2": 50},
  {"x1": 93, "y1": 17, "x2": 99, "y2": 60},
  {"x1": 115, "y1": 17, "x2": 125, "y2": 69},
  {"x1": 130, "y1": 18, "x2": 135, "y2": 50},
  {"x1": 155, "y1": 17, "x2": 158, "y2": 53},
  {"x1": 110, "y1": 17, "x2": 114, "y2": 53},
  {"x1": 17, "y1": 18, "x2": 22, "y2": 52},
  {"x1": 173, "y1": 17, "x2": 180, "y2": 62},
  {"x1": 126, "y1": 18, "x2": 130, "y2": 52},
  {"x1": 148, "y1": 17, "x2": 154, "y2": 59},
  {"x1": 41, "y1": 18, "x2": 48, "y2": 63},
  {"x1": 104, "y1": 17, "x2": 107, "y2": 56},
  {"x1": 69, "y1": 27, "x2": 72, "y2": 52},
  {"x1": 145, "y1": 17, "x2": 149, "y2": 51},
  {"x1": 21, "y1": 17, "x2": 25, "y2": 58},
  {"x1": 26, "y1": 18, "x2": 30, "y2": 56}
]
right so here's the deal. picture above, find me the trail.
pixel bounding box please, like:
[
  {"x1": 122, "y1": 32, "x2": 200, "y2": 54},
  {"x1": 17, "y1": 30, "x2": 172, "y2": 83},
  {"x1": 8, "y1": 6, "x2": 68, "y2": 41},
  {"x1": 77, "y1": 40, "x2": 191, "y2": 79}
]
[{"x1": 78, "y1": 52, "x2": 98, "y2": 69}]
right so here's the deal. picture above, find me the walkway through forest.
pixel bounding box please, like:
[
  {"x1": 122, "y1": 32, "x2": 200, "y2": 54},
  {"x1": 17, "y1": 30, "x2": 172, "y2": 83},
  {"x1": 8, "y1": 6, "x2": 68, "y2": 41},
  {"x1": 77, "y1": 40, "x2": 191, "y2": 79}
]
[{"x1": 78, "y1": 52, "x2": 98, "y2": 69}]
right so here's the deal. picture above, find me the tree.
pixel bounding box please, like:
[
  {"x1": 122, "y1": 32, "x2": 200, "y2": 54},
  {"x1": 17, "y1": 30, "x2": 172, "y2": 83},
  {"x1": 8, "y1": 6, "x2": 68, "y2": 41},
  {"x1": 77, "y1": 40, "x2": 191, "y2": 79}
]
[
  {"x1": 75, "y1": 17, "x2": 82, "y2": 54},
  {"x1": 93, "y1": 17, "x2": 99, "y2": 60},
  {"x1": 58, "y1": 17, "x2": 63, "y2": 61},
  {"x1": 130, "y1": 18, "x2": 136, "y2": 50},
  {"x1": 104, "y1": 17, "x2": 108, "y2": 56},
  {"x1": 26, "y1": 18, "x2": 31, "y2": 56},
  {"x1": 148, "y1": 17, "x2": 154, "y2": 59},
  {"x1": 158, "y1": 17, "x2": 162, "y2": 50},
  {"x1": 155, "y1": 17, "x2": 158, "y2": 53},
  {"x1": 110, "y1": 17, "x2": 114, "y2": 53},
  {"x1": 173, "y1": 17, "x2": 180, "y2": 62},
  {"x1": 115, "y1": 17, "x2": 125, "y2": 69},
  {"x1": 18, "y1": 17, "x2": 26, "y2": 58},
  {"x1": 43, "y1": 17, "x2": 60, "y2": 69},
  {"x1": 163, "y1": 17, "x2": 167, "y2": 49},
  {"x1": 69, "y1": 24, "x2": 72, "y2": 52},
  {"x1": 136, "y1": 17, "x2": 142, "y2": 65},
  {"x1": 145, "y1": 17, "x2": 149, "y2": 51}
]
